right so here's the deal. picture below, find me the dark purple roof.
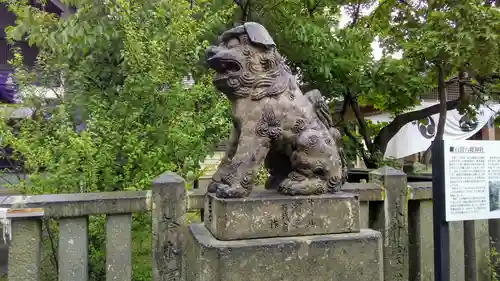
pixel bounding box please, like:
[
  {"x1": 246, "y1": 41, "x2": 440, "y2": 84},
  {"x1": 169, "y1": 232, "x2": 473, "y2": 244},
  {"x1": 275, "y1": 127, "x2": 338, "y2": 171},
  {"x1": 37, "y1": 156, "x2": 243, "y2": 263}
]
[{"x1": 0, "y1": 70, "x2": 16, "y2": 103}]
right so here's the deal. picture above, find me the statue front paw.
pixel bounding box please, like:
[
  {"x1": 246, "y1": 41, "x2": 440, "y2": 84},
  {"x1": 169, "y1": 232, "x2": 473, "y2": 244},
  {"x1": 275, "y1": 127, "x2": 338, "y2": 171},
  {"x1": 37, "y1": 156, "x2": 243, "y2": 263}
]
[
  {"x1": 207, "y1": 181, "x2": 227, "y2": 193},
  {"x1": 215, "y1": 184, "x2": 251, "y2": 198}
]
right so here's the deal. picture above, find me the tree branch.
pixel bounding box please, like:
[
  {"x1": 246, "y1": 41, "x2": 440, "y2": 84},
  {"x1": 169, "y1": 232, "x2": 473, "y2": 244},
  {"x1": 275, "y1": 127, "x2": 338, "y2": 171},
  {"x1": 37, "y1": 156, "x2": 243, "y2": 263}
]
[
  {"x1": 256, "y1": 0, "x2": 285, "y2": 18},
  {"x1": 347, "y1": 93, "x2": 373, "y2": 153},
  {"x1": 373, "y1": 98, "x2": 460, "y2": 154},
  {"x1": 44, "y1": 220, "x2": 59, "y2": 274},
  {"x1": 308, "y1": 0, "x2": 322, "y2": 16},
  {"x1": 233, "y1": 0, "x2": 250, "y2": 22},
  {"x1": 458, "y1": 70, "x2": 467, "y2": 100},
  {"x1": 243, "y1": 0, "x2": 251, "y2": 22},
  {"x1": 350, "y1": 2, "x2": 362, "y2": 27},
  {"x1": 333, "y1": 97, "x2": 374, "y2": 167}
]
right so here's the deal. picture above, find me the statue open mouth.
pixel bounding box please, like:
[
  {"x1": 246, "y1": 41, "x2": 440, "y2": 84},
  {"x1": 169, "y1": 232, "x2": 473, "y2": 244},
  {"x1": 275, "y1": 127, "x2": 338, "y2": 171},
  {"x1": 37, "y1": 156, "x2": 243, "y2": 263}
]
[{"x1": 206, "y1": 58, "x2": 242, "y2": 81}]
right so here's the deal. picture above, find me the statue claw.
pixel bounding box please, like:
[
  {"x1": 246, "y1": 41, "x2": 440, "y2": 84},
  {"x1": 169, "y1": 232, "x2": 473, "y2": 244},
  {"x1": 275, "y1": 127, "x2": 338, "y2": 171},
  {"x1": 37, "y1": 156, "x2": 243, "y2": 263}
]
[
  {"x1": 278, "y1": 174, "x2": 326, "y2": 196},
  {"x1": 207, "y1": 181, "x2": 229, "y2": 193},
  {"x1": 215, "y1": 185, "x2": 251, "y2": 198}
]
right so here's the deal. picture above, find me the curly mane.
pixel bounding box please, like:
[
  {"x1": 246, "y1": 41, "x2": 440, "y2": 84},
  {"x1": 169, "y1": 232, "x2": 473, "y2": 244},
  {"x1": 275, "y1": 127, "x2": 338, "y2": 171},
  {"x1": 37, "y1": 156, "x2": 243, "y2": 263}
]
[{"x1": 231, "y1": 47, "x2": 300, "y2": 100}]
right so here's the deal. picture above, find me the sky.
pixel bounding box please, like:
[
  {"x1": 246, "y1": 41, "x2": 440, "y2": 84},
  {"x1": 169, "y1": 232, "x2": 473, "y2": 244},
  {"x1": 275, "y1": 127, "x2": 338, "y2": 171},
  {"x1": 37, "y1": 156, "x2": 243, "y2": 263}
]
[{"x1": 338, "y1": 5, "x2": 402, "y2": 60}]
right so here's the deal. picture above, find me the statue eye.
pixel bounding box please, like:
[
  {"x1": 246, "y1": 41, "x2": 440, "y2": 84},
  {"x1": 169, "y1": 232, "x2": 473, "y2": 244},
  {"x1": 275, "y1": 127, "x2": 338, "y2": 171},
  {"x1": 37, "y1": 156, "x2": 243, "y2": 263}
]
[{"x1": 226, "y1": 38, "x2": 240, "y2": 48}]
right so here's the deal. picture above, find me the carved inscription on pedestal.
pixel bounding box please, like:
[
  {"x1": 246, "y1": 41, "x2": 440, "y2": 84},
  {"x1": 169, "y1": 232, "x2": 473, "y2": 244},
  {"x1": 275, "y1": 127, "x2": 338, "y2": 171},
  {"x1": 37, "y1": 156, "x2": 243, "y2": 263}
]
[
  {"x1": 204, "y1": 191, "x2": 360, "y2": 240},
  {"x1": 268, "y1": 200, "x2": 317, "y2": 233}
]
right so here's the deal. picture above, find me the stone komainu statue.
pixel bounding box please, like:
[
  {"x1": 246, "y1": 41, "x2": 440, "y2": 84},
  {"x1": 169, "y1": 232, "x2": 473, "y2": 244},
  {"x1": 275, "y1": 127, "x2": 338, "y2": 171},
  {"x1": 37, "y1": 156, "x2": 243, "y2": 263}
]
[{"x1": 205, "y1": 22, "x2": 347, "y2": 198}]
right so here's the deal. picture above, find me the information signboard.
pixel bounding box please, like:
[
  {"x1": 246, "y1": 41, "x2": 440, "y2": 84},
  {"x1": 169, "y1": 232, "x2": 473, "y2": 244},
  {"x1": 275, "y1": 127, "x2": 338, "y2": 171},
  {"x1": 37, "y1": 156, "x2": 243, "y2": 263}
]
[{"x1": 444, "y1": 139, "x2": 500, "y2": 221}]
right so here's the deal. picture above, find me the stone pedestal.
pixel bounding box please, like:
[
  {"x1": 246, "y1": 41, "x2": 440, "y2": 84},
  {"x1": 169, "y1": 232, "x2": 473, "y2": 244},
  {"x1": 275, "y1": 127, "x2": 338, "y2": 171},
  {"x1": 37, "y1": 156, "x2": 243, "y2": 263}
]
[
  {"x1": 185, "y1": 224, "x2": 383, "y2": 281},
  {"x1": 185, "y1": 190, "x2": 383, "y2": 281},
  {"x1": 204, "y1": 190, "x2": 360, "y2": 240}
]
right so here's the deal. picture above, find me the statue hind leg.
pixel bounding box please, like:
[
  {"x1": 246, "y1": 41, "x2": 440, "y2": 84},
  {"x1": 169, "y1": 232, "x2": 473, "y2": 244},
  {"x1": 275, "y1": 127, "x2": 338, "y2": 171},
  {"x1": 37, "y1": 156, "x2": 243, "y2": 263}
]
[
  {"x1": 278, "y1": 171, "x2": 327, "y2": 195},
  {"x1": 277, "y1": 163, "x2": 343, "y2": 195},
  {"x1": 277, "y1": 132, "x2": 343, "y2": 195},
  {"x1": 277, "y1": 151, "x2": 328, "y2": 196},
  {"x1": 305, "y1": 89, "x2": 348, "y2": 187}
]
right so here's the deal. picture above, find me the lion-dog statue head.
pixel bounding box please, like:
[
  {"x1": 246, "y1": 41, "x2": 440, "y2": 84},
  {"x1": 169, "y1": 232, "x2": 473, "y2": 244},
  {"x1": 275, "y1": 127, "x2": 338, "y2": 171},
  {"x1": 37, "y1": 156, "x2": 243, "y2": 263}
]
[
  {"x1": 205, "y1": 22, "x2": 346, "y2": 198},
  {"x1": 205, "y1": 22, "x2": 294, "y2": 101}
]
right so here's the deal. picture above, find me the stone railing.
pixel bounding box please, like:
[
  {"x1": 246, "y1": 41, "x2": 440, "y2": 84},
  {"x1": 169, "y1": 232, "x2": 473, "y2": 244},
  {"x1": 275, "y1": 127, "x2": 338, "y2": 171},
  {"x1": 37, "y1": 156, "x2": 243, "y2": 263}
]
[
  {"x1": 0, "y1": 172, "x2": 186, "y2": 281},
  {"x1": 0, "y1": 167, "x2": 493, "y2": 281},
  {"x1": 188, "y1": 167, "x2": 491, "y2": 281}
]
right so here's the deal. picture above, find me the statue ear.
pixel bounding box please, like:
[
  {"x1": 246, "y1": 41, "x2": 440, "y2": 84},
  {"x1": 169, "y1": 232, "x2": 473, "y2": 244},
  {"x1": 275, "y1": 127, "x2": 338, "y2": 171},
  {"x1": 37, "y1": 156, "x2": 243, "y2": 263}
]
[
  {"x1": 243, "y1": 22, "x2": 276, "y2": 48},
  {"x1": 219, "y1": 25, "x2": 246, "y2": 43}
]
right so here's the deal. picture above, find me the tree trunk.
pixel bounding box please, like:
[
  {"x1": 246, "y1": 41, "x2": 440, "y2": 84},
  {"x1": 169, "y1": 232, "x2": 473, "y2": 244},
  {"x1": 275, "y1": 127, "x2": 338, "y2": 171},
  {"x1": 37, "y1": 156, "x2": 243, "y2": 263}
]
[
  {"x1": 434, "y1": 64, "x2": 448, "y2": 142},
  {"x1": 348, "y1": 94, "x2": 373, "y2": 153},
  {"x1": 421, "y1": 146, "x2": 432, "y2": 165},
  {"x1": 336, "y1": 97, "x2": 378, "y2": 169},
  {"x1": 346, "y1": 94, "x2": 379, "y2": 168}
]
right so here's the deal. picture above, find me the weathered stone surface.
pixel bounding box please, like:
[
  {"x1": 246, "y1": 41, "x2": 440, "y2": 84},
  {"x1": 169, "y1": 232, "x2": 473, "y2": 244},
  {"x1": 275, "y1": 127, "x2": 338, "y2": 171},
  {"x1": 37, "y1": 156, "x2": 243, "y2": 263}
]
[
  {"x1": 187, "y1": 189, "x2": 206, "y2": 212},
  {"x1": 204, "y1": 190, "x2": 360, "y2": 240},
  {"x1": 197, "y1": 176, "x2": 212, "y2": 191},
  {"x1": 408, "y1": 182, "x2": 433, "y2": 200},
  {"x1": 0, "y1": 190, "x2": 151, "y2": 217},
  {"x1": 474, "y1": 220, "x2": 491, "y2": 281},
  {"x1": 106, "y1": 214, "x2": 132, "y2": 281},
  {"x1": 360, "y1": 201, "x2": 369, "y2": 228},
  {"x1": 450, "y1": 221, "x2": 465, "y2": 281},
  {"x1": 205, "y1": 22, "x2": 347, "y2": 198},
  {"x1": 152, "y1": 172, "x2": 186, "y2": 281},
  {"x1": 59, "y1": 217, "x2": 88, "y2": 281},
  {"x1": 342, "y1": 182, "x2": 383, "y2": 201},
  {"x1": 187, "y1": 182, "x2": 382, "y2": 212},
  {"x1": 185, "y1": 223, "x2": 383, "y2": 281},
  {"x1": 408, "y1": 200, "x2": 483, "y2": 281},
  {"x1": 369, "y1": 167, "x2": 409, "y2": 281},
  {"x1": 8, "y1": 218, "x2": 42, "y2": 281}
]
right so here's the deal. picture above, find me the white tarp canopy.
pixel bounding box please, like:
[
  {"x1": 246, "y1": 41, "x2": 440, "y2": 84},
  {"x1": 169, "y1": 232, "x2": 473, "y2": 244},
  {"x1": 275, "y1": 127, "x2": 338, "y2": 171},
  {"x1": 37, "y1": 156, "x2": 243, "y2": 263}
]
[{"x1": 365, "y1": 102, "x2": 500, "y2": 159}]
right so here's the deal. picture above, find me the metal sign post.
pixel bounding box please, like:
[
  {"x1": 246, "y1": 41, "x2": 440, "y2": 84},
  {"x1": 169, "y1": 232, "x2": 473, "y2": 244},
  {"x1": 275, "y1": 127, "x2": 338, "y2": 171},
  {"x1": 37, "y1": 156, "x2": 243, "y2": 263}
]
[{"x1": 432, "y1": 139, "x2": 450, "y2": 281}]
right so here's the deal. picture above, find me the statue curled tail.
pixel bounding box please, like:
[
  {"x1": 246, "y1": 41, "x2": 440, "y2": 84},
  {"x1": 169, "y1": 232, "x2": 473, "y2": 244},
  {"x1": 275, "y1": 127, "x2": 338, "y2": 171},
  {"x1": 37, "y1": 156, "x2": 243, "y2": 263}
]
[{"x1": 305, "y1": 89, "x2": 348, "y2": 185}]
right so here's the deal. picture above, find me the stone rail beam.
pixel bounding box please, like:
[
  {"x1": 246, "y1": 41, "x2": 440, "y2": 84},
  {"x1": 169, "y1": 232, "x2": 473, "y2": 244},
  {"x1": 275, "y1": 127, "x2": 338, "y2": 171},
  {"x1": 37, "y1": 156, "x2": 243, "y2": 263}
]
[
  {"x1": 0, "y1": 172, "x2": 185, "y2": 281},
  {"x1": 0, "y1": 168, "x2": 493, "y2": 281}
]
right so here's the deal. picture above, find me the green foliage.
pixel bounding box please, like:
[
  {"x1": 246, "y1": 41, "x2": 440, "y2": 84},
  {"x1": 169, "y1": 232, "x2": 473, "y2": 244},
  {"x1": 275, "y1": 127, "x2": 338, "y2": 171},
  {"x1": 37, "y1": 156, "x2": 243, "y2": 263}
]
[
  {"x1": 342, "y1": 119, "x2": 401, "y2": 167},
  {"x1": 2, "y1": 0, "x2": 234, "y2": 193},
  {"x1": 495, "y1": 115, "x2": 500, "y2": 128},
  {"x1": 254, "y1": 166, "x2": 269, "y2": 186},
  {"x1": 241, "y1": 0, "x2": 432, "y2": 115},
  {"x1": 1, "y1": 1, "x2": 499, "y2": 278},
  {"x1": 221, "y1": 0, "x2": 436, "y2": 167},
  {"x1": 357, "y1": 58, "x2": 432, "y2": 114},
  {"x1": 246, "y1": 0, "x2": 500, "y2": 167},
  {"x1": 375, "y1": 0, "x2": 500, "y2": 107},
  {"x1": 0, "y1": 0, "x2": 235, "y2": 280},
  {"x1": 490, "y1": 239, "x2": 500, "y2": 281},
  {"x1": 252, "y1": 1, "x2": 375, "y2": 99}
]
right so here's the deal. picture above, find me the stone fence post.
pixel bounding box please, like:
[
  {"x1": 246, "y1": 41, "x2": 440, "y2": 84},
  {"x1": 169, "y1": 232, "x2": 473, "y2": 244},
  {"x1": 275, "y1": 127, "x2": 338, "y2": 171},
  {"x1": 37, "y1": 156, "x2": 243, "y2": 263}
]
[
  {"x1": 152, "y1": 172, "x2": 186, "y2": 281},
  {"x1": 2, "y1": 208, "x2": 45, "y2": 281},
  {"x1": 369, "y1": 166, "x2": 409, "y2": 281}
]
